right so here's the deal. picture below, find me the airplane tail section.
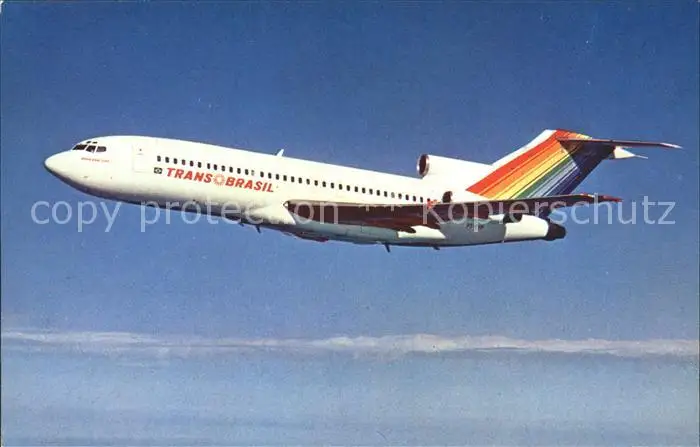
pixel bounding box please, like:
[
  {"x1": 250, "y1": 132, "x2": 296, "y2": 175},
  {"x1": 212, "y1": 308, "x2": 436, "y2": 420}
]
[{"x1": 467, "y1": 129, "x2": 679, "y2": 200}]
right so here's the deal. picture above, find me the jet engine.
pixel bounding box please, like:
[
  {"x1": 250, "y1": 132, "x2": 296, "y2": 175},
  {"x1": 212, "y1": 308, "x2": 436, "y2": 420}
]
[
  {"x1": 502, "y1": 215, "x2": 567, "y2": 242},
  {"x1": 417, "y1": 154, "x2": 492, "y2": 180},
  {"x1": 487, "y1": 213, "x2": 524, "y2": 224}
]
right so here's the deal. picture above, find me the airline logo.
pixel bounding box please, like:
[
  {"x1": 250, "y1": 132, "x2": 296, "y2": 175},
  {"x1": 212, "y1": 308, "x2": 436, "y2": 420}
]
[{"x1": 163, "y1": 167, "x2": 274, "y2": 192}]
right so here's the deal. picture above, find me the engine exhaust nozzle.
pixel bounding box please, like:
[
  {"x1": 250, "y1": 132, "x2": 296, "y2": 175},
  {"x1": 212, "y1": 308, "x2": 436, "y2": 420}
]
[{"x1": 544, "y1": 222, "x2": 567, "y2": 241}]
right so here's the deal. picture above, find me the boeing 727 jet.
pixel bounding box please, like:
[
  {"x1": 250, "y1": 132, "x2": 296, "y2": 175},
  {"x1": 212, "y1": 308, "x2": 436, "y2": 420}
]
[{"x1": 44, "y1": 129, "x2": 678, "y2": 250}]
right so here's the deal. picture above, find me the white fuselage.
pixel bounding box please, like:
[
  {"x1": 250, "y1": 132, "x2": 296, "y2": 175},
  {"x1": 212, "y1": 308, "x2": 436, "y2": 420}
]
[{"x1": 44, "y1": 136, "x2": 555, "y2": 248}]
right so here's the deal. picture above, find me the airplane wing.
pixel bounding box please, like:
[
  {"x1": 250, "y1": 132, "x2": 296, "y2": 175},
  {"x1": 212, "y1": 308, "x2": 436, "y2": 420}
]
[{"x1": 285, "y1": 193, "x2": 621, "y2": 233}]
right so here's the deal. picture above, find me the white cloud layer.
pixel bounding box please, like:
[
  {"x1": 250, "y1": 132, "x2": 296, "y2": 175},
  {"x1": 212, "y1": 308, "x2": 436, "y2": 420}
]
[{"x1": 2, "y1": 329, "x2": 697, "y2": 360}]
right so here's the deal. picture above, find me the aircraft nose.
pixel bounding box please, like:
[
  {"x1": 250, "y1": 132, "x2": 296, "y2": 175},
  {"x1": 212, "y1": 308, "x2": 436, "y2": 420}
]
[
  {"x1": 44, "y1": 154, "x2": 60, "y2": 174},
  {"x1": 44, "y1": 152, "x2": 73, "y2": 181}
]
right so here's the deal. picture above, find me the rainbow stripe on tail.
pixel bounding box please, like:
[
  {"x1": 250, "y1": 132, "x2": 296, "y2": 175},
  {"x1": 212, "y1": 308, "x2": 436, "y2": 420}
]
[{"x1": 467, "y1": 129, "x2": 611, "y2": 200}]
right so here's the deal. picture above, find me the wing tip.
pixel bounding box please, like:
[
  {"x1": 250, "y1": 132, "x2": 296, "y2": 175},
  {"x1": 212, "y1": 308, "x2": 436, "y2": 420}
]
[
  {"x1": 641, "y1": 141, "x2": 682, "y2": 149},
  {"x1": 598, "y1": 194, "x2": 623, "y2": 203}
]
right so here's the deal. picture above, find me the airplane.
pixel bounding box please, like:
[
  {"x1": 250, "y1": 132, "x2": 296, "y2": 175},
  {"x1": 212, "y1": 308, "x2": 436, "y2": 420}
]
[{"x1": 44, "y1": 129, "x2": 678, "y2": 251}]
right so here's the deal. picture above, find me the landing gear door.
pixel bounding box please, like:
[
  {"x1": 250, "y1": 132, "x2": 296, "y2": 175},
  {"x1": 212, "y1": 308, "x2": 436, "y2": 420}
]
[{"x1": 132, "y1": 144, "x2": 153, "y2": 173}]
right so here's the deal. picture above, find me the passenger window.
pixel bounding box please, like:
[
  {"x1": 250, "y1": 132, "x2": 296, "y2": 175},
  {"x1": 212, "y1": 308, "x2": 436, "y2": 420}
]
[
  {"x1": 330, "y1": 183, "x2": 335, "y2": 189},
  {"x1": 322, "y1": 181, "x2": 327, "y2": 187},
  {"x1": 261, "y1": 172, "x2": 265, "y2": 178},
  {"x1": 157, "y1": 155, "x2": 162, "y2": 162},
  {"x1": 229, "y1": 167, "x2": 234, "y2": 173},
  {"x1": 173, "y1": 158, "x2": 178, "y2": 164},
  {"x1": 182, "y1": 159, "x2": 186, "y2": 165},
  {"x1": 72, "y1": 144, "x2": 86, "y2": 151},
  {"x1": 291, "y1": 176, "x2": 295, "y2": 182},
  {"x1": 384, "y1": 191, "x2": 388, "y2": 197},
  {"x1": 207, "y1": 163, "x2": 211, "y2": 169},
  {"x1": 369, "y1": 188, "x2": 373, "y2": 194},
  {"x1": 391, "y1": 192, "x2": 395, "y2": 198},
  {"x1": 412, "y1": 195, "x2": 417, "y2": 202},
  {"x1": 314, "y1": 180, "x2": 319, "y2": 186},
  {"x1": 96, "y1": 146, "x2": 106, "y2": 152},
  {"x1": 268, "y1": 173, "x2": 272, "y2": 179},
  {"x1": 190, "y1": 161, "x2": 194, "y2": 167},
  {"x1": 362, "y1": 187, "x2": 366, "y2": 193},
  {"x1": 283, "y1": 175, "x2": 288, "y2": 181},
  {"x1": 245, "y1": 169, "x2": 250, "y2": 175},
  {"x1": 376, "y1": 190, "x2": 381, "y2": 196},
  {"x1": 398, "y1": 193, "x2": 403, "y2": 199},
  {"x1": 86, "y1": 145, "x2": 96, "y2": 152},
  {"x1": 221, "y1": 165, "x2": 226, "y2": 172},
  {"x1": 420, "y1": 197, "x2": 424, "y2": 202},
  {"x1": 346, "y1": 185, "x2": 350, "y2": 191},
  {"x1": 298, "y1": 177, "x2": 303, "y2": 184},
  {"x1": 213, "y1": 164, "x2": 218, "y2": 170},
  {"x1": 354, "y1": 186, "x2": 358, "y2": 192},
  {"x1": 165, "y1": 157, "x2": 170, "y2": 163},
  {"x1": 306, "y1": 179, "x2": 311, "y2": 185},
  {"x1": 197, "y1": 162, "x2": 202, "y2": 168}
]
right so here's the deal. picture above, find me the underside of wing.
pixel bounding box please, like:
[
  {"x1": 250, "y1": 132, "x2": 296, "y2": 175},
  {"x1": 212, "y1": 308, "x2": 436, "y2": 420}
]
[
  {"x1": 285, "y1": 201, "x2": 433, "y2": 233},
  {"x1": 430, "y1": 193, "x2": 622, "y2": 220},
  {"x1": 285, "y1": 193, "x2": 620, "y2": 232}
]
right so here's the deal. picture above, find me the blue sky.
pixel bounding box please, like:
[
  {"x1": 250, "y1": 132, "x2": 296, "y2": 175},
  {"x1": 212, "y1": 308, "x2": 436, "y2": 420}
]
[{"x1": 1, "y1": 2, "x2": 698, "y2": 445}]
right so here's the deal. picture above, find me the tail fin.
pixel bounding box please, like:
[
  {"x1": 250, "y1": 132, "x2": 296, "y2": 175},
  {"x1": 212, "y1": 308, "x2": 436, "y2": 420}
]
[{"x1": 467, "y1": 129, "x2": 677, "y2": 200}]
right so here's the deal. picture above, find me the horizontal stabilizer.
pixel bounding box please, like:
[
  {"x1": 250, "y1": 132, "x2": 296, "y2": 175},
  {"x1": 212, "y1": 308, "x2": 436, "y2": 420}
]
[{"x1": 559, "y1": 138, "x2": 681, "y2": 149}]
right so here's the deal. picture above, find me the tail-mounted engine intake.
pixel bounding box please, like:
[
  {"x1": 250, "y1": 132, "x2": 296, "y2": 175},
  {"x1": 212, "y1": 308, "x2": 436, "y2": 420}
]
[{"x1": 417, "y1": 154, "x2": 492, "y2": 179}]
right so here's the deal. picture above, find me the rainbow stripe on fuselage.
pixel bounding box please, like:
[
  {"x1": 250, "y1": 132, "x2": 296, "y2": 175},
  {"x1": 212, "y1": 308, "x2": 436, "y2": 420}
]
[{"x1": 468, "y1": 129, "x2": 613, "y2": 199}]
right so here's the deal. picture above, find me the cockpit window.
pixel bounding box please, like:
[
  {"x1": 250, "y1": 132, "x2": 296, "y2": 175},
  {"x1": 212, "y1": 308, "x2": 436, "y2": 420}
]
[
  {"x1": 72, "y1": 144, "x2": 87, "y2": 151},
  {"x1": 96, "y1": 146, "x2": 106, "y2": 152},
  {"x1": 86, "y1": 145, "x2": 96, "y2": 152}
]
